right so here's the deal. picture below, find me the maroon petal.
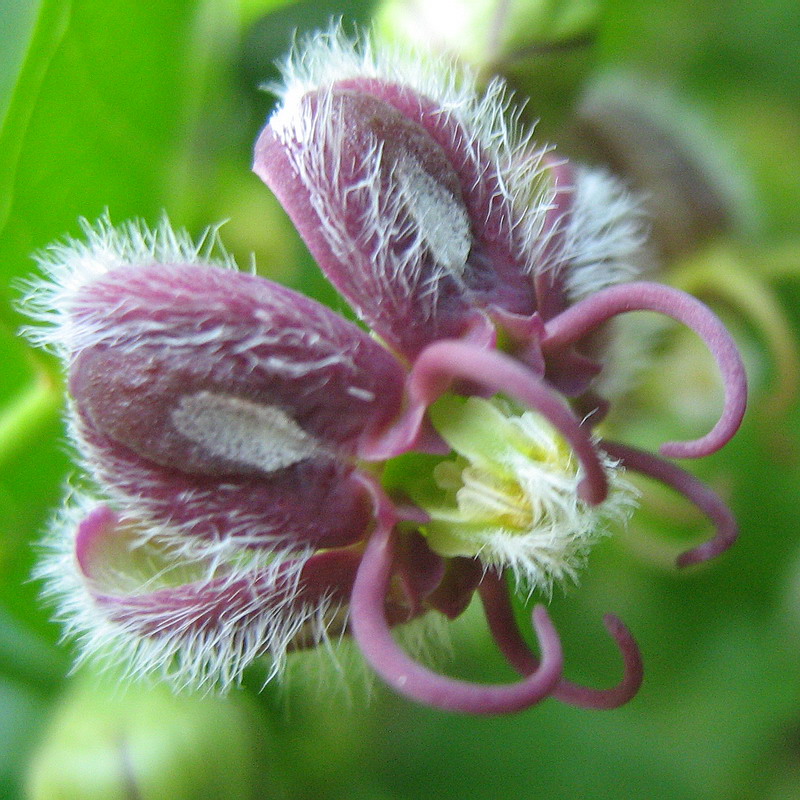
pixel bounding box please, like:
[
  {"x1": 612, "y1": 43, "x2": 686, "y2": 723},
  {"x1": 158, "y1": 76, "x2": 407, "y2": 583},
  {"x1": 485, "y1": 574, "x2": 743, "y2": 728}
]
[
  {"x1": 255, "y1": 76, "x2": 544, "y2": 358},
  {"x1": 69, "y1": 262, "x2": 406, "y2": 469},
  {"x1": 534, "y1": 157, "x2": 576, "y2": 321},
  {"x1": 76, "y1": 416, "x2": 372, "y2": 551},
  {"x1": 71, "y1": 505, "x2": 365, "y2": 687}
]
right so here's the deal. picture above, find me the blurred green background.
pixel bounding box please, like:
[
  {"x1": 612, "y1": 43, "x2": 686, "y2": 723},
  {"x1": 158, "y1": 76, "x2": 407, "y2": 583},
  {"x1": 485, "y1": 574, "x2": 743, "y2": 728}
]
[{"x1": 1, "y1": 0, "x2": 799, "y2": 798}]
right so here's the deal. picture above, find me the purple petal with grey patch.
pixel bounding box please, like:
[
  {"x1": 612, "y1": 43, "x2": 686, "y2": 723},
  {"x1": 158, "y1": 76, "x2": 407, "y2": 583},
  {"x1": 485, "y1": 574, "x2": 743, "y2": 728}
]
[
  {"x1": 65, "y1": 262, "x2": 406, "y2": 550},
  {"x1": 255, "y1": 78, "x2": 545, "y2": 357}
]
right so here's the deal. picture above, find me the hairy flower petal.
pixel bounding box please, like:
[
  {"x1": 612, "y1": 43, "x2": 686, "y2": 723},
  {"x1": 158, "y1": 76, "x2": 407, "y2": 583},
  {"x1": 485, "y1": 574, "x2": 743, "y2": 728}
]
[
  {"x1": 67, "y1": 261, "x2": 406, "y2": 463},
  {"x1": 50, "y1": 505, "x2": 364, "y2": 690},
  {"x1": 255, "y1": 28, "x2": 566, "y2": 357},
  {"x1": 75, "y1": 415, "x2": 372, "y2": 552}
]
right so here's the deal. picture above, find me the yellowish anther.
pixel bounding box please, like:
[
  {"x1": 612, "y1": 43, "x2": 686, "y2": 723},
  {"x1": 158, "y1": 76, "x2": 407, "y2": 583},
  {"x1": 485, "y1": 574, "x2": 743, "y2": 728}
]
[{"x1": 448, "y1": 464, "x2": 534, "y2": 529}]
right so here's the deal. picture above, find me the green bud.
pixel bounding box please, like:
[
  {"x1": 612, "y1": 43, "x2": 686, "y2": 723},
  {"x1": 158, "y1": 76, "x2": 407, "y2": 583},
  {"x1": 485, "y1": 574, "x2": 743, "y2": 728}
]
[
  {"x1": 25, "y1": 677, "x2": 280, "y2": 800},
  {"x1": 575, "y1": 75, "x2": 759, "y2": 259},
  {"x1": 374, "y1": 0, "x2": 599, "y2": 128}
]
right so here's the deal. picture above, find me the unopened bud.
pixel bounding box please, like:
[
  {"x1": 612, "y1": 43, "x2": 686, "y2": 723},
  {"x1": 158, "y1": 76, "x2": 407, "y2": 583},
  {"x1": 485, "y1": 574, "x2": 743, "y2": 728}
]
[
  {"x1": 375, "y1": 0, "x2": 600, "y2": 129},
  {"x1": 25, "y1": 677, "x2": 277, "y2": 800}
]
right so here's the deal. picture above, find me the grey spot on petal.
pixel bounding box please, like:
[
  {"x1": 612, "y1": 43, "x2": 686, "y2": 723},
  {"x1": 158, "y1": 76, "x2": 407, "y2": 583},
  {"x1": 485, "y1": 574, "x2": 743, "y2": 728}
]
[
  {"x1": 172, "y1": 392, "x2": 320, "y2": 473},
  {"x1": 395, "y1": 154, "x2": 472, "y2": 278}
]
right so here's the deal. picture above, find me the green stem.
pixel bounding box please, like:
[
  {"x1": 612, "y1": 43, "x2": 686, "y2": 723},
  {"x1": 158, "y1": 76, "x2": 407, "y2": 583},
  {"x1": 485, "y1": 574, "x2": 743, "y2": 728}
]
[{"x1": 0, "y1": 369, "x2": 62, "y2": 470}]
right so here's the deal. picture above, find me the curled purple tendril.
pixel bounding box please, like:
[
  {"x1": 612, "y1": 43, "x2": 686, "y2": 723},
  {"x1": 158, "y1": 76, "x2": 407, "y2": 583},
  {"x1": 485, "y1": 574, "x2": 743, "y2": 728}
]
[
  {"x1": 478, "y1": 573, "x2": 643, "y2": 710},
  {"x1": 350, "y1": 474, "x2": 565, "y2": 715},
  {"x1": 541, "y1": 281, "x2": 748, "y2": 458},
  {"x1": 601, "y1": 440, "x2": 738, "y2": 567}
]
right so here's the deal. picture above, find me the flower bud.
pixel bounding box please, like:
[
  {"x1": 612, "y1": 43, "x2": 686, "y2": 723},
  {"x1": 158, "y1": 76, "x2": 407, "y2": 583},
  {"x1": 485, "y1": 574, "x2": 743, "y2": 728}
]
[
  {"x1": 256, "y1": 28, "x2": 657, "y2": 363},
  {"x1": 25, "y1": 676, "x2": 277, "y2": 800},
  {"x1": 41, "y1": 497, "x2": 440, "y2": 689}
]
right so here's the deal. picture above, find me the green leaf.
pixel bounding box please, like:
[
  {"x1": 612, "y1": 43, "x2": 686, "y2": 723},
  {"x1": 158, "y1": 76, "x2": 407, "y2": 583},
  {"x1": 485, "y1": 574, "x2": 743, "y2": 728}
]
[
  {"x1": 0, "y1": 675, "x2": 48, "y2": 800},
  {"x1": 0, "y1": 609, "x2": 66, "y2": 694},
  {"x1": 0, "y1": 0, "x2": 42, "y2": 132},
  {"x1": 0, "y1": 0, "x2": 204, "y2": 318}
]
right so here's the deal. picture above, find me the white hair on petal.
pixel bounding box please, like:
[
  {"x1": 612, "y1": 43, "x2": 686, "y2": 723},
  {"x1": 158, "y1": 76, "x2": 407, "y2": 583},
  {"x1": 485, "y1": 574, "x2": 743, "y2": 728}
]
[
  {"x1": 269, "y1": 23, "x2": 556, "y2": 289},
  {"x1": 17, "y1": 213, "x2": 236, "y2": 360},
  {"x1": 275, "y1": 90, "x2": 443, "y2": 323},
  {"x1": 68, "y1": 289, "x2": 361, "y2": 391},
  {"x1": 473, "y1": 445, "x2": 637, "y2": 598},
  {"x1": 561, "y1": 166, "x2": 652, "y2": 301},
  {"x1": 33, "y1": 487, "x2": 354, "y2": 693},
  {"x1": 21, "y1": 215, "x2": 375, "y2": 411}
]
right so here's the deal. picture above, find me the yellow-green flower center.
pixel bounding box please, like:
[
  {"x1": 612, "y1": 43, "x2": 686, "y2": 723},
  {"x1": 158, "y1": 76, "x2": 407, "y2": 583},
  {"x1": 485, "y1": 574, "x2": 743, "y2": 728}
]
[{"x1": 409, "y1": 395, "x2": 638, "y2": 593}]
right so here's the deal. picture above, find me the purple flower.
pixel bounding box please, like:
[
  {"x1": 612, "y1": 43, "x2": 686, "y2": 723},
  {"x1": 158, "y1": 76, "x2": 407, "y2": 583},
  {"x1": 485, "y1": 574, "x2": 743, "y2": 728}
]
[{"x1": 22, "y1": 28, "x2": 747, "y2": 714}]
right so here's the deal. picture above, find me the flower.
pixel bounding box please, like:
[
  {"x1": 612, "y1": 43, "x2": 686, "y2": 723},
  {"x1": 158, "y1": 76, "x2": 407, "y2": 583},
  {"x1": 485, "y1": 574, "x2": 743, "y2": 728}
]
[{"x1": 21, "y1": 27, "x2": 747, "y2": 715}]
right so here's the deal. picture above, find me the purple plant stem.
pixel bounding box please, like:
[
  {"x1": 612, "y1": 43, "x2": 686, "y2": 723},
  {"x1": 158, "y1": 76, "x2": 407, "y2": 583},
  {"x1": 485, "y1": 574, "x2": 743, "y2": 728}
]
[
  {"x1": 349, "y1": 475, "x2": 564, "y2": 715},
  {"x1": 407, "y1": 339, "x2": 609, "y2": 504},
  {"x1": 478, "y1": 573, "x2": 643, "y2": 710},
  {"x1": 540, "y1": 281, "x2": 748, "y2": 458},
  {"x1": 601, "y1": 440, "x2": 738, "y2": 567}
]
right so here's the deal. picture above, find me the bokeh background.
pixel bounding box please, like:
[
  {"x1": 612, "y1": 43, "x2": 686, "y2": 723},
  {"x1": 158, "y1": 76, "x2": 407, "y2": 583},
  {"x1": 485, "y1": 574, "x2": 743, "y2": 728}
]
[{"x1": 1, "y1": 0, "x2": 799, "y2": 798}]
